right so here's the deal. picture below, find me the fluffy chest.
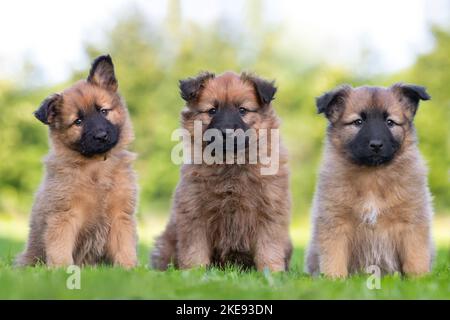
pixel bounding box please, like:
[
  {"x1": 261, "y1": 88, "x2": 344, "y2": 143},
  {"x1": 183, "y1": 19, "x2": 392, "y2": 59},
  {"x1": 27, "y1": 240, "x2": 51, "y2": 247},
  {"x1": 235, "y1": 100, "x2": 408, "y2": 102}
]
[
  {"x1": 201, "y1": 171, "x2": 265, "y2": 217},
  {"x1": 51, "y1": 161, "x2": 122, "y2": 221},
  {"x1": 351, "y1": 225, "x2": 401, "y2": 273},
  {"x1": 353, "y1": 190, "x2": 405, "y2": 227},
  {"x1": 351, "y1": 194, "x2": 402, "y2": 273},
  {"x1": 194, "y1": 169, "x2": 266, "y2": 251},
  {"x1": 358, "y1": 194, "x2": 382, "y2": 226}
]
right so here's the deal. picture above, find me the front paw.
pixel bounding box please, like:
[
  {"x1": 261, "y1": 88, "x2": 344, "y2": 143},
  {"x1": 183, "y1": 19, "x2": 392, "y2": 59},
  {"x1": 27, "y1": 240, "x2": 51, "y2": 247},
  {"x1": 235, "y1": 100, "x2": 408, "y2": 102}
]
[
  {"x1": 14, "y1": 253, "x2": 35, "y2": 267},
  {"x1": 256, "y1": 261, "x2": 286, "y2": 272},
  {"x1": 114, "y1": 254, "x2": 137, "y2": 269},
  {"x1": 46, "y1": 255, "x2": 74, "y2": 268},
  {"x1": 321, "y1": 264, "x2": 348, "y2": 279},
  {"x1": 178, "y1": 255, "x2": 210, "y2": 269},
  {"x1": 323, "y1": 270, "x2": 348, "y2": 279},
  {"x1": 402, "y1": 262, "x2": 430, "y2": 277}
]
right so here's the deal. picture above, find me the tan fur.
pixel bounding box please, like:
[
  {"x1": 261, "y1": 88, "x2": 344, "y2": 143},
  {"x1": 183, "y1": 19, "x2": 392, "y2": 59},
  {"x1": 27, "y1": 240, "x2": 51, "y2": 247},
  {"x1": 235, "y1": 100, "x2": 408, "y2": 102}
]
[
  {"x1": 16, "y1": 65, "x2": 138, "y2": 268},
  {"x1": 151, "y1": 72, "x2": 292, "y2": 271},
  {"x1": 306, "y1": 85, "x2": 434, "y2": 278}
]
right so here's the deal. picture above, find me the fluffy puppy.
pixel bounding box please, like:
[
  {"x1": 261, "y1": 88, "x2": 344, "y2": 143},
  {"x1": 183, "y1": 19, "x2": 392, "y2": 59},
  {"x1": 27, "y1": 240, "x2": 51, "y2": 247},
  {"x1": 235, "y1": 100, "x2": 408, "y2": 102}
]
[
  {"x1": 306, "y1": 83, "x2": 434, "y2": 277},
  {"x1": 16, "y1": 55, "x2": 138, "y2": 268},
  {"x1": 151, "y1": 71, "x2": 292, "y2": 271}
]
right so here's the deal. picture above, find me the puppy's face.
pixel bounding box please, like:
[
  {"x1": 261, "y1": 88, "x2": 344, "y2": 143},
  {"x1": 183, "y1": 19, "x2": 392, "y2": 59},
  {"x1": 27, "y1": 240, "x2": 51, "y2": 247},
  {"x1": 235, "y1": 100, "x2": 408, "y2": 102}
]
[
  {"x1": 35, "y1": 55, "x2": 128, "y2": 157},
  {"x1": 317, "y1": 84, "x2": 430, "y2": 166},
  {"x1": 179, "y1": 71, "x2": 278, "y2": 152}
]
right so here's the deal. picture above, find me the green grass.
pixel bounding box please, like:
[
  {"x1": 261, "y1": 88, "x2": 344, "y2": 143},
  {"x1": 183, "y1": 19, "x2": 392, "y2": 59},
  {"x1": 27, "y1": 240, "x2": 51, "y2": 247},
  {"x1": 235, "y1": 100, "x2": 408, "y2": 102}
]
[
  {"x1": 0, "y1": 236, "x2": 449, "y2": 299},
  {"x1": 1, "y1": 214, "x2": 449, "y2": 299}
]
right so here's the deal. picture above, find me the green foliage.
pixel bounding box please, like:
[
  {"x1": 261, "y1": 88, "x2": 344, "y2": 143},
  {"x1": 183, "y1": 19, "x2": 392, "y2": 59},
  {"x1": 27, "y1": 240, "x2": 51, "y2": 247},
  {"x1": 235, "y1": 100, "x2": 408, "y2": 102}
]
[
  {"x1": 390, "y1": 28, "x2": 450, "y2": 210},
  {"x1": 0, "y1": 9, "x2": 448, "y2": 217}
]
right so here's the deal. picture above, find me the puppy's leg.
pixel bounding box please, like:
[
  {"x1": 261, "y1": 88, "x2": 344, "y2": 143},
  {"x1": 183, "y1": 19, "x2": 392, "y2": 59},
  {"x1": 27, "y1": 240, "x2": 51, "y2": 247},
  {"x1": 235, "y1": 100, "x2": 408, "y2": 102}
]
[
  {"x1": 400, "y1": 224, "x2": 432, "y2": 276},
  {"x1": 254, "y1": 224, "x2": 290, "y2": 272},
  {"x1": 16, "y1": 238, "x2": 44, "y2": 267},
  {"x1": 284, "y1": 240, "x2": 293, "y2": 270},
  {"x1": 107, "y1": 213, "x2": 137, "y2": 268},
  {"x1": 317, "y1": 216, "x2": 353, "y2": 278},
  {"x1": 305, "y1": 215, "x2": 320, "y2": 274},
  {"x1": 105, "y1": 171, "x2": 138, "y2": 269},
  {"x1": 44, "y1": 212, "x2": 81, "y2": 267},
  {"x1": 151, "y1": 217, "x2": 177, "y2": 270},
  {"x1": 15, "y1": 216, "x2": 45, "y2": 266},
  {"x1": 305, "y1": 242, "x2": 320, "y2": 276},
  {"x1": 176, "y1": 213, "x2": 210, "y2": 269}
]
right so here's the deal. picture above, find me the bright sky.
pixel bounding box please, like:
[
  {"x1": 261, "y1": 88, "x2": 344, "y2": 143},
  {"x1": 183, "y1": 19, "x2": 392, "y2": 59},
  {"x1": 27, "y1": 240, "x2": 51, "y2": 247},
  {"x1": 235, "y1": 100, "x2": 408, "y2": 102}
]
[{"x1": 0, "y1": 0, "x2": 449, "y2": 84}]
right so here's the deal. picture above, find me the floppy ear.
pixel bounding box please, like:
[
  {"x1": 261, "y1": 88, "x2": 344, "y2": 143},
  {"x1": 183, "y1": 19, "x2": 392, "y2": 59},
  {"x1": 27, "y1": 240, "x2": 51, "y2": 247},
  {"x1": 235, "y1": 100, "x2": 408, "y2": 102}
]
[
  {"x1": 242, "y1": 73, "x2": 277, "y2": 105},
  {"x1": 316, "y1": 85, "x2": 351, "y2": 121},
  {"x1": 34, "y1": 94, "x2": 62, "y2": 125},
  {"x1": 87, "y1": 54, "x2": 118, "y2": 92},
  {"x1": 391, "y1": 83, "x2": 431, "y2": 116},
  {"x1": 179, "y1": 72, "x2": 215, "y2": 102}
]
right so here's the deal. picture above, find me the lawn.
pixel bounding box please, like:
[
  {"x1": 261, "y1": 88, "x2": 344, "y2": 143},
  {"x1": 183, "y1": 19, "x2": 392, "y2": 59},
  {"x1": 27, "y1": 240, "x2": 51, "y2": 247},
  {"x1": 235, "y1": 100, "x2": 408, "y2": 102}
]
[{"x1": 0, "y1": 214, "x2": 449, "y2": 299}]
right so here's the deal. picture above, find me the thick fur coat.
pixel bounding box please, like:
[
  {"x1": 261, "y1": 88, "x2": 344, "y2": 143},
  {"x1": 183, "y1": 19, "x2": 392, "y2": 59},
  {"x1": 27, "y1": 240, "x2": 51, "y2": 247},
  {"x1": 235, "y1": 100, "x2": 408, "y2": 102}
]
[
  {"x1": 151, "y1": 72, "x2": 292, "y2": 271},
  {"x1": 16, "y1": 55, "x2": 138, "y2": 268},
  {"x1": 306, "y1": 84, "x2": 434, "y2": 277}
]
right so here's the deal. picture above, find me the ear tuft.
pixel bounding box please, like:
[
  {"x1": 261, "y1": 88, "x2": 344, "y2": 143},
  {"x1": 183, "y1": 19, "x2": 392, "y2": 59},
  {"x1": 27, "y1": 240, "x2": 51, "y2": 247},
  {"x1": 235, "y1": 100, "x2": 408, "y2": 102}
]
[
  {"x1": 316, "y1": 85, "x2": 351, "y2": 120},
  {"x1": 179, "y1": 72, "x2": 215, "y2": 102},
  {"x1": 87, "y1": 54, "x2": 118, "y2": 92},
  {"x1": 241, "y1": 73, "x2": 277, "y2": 105},
  {"x1": 34, "y1": 94, "x2": 62, "y2": 125}
]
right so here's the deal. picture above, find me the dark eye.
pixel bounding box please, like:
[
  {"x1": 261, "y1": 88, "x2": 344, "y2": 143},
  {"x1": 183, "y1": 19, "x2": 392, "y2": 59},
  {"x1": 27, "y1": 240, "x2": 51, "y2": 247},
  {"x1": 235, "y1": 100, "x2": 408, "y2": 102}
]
[
  {"x1": 100, "y1": 109, "x2": 109, "y2": 116},
  {"x1": 208, "y1": 108, "x2": 217, "y2": 115},
  {"x1": 74, "y1": 119, "x2": 83, "y2": 126},
  {"x1": 239, "y1": 107, "x2": 247, "y2": 115},
  {"x1": 386, "y1": 119, "x2": 396, "y2": 128},
  {"x1": 353, "y1": 119, "x2": 363, "y2": 127}
]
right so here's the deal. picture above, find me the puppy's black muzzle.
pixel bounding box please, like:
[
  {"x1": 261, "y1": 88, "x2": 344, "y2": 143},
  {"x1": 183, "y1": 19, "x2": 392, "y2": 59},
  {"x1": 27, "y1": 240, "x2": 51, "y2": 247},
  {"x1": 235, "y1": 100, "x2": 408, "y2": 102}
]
[
  {"x1": 77, "y1": 113, "x2": 120, "y2": 157},
  {"x1": 206, "y1": 107, "x2": 250, "y2": 152},
  {"x1": 347, "y1": 115, "x2": 400, "y2": 166}
]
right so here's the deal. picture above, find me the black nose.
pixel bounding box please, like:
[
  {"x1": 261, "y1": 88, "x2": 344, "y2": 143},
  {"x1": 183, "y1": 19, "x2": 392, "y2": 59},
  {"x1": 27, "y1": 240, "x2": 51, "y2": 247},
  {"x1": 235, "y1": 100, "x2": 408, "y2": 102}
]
[
  {"x1": 94, "y1": 130, "x2": 108, "y2": 142},
  {"x1": 369, "y1": 139, "x2": 383, "y2": 153}
]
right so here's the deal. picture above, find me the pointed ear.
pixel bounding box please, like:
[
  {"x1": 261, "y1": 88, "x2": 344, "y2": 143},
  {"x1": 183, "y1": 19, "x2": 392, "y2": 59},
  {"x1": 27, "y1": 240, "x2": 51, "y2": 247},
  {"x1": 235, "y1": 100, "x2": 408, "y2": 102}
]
[
  {"x1": 34, "y1": 94, "x2": 62, "y2": 125},
  {"x1": 179, "y1": 72, "x2": 215, "y2": 102},
  {"x1": 316, "y1": 85, "x2": 352, "y2": 122},
  {"x1": 391, "y1": 83, "x2": 431, "y2": 116},
  {"x1": 87, "y1": 54, "x2": 118, "y2": 92},
  {"x1": 241, "y1": 73, "x2": 277, "y2": 105}
]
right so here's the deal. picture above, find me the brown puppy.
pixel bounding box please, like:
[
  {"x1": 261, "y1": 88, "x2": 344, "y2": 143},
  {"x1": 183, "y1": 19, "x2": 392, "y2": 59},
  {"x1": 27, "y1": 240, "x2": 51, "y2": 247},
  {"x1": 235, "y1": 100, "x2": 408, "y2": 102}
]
[
  {"x1": 306, "y1": 83, "x2": 434, "y2": 278},
  {"x1": 151, "y1": 71, "x2": 292, "y2": 271},
  {"x1": 16, "y1": 55, "x2": 138, "y2": 268}
]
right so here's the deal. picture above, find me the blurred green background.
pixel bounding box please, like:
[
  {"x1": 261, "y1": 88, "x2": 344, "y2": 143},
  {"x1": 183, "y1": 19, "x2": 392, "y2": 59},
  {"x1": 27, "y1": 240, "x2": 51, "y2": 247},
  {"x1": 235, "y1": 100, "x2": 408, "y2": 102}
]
[{"x1": 0, "y1": 0, "x2": 449, "y2": 224}]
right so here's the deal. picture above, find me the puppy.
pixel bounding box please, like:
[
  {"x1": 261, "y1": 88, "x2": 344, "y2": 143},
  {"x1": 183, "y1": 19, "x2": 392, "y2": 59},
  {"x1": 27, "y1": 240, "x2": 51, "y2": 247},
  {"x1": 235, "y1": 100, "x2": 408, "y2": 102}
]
[
  {"x1": 306, "y1": 83, "x2": 434, "y2": 278},
  {"x1": 16, "y1": 55, "x2": 138, "y2": 268},
  {"x1": 151, "y1": 71, "x2": 292, "y2": 271}
]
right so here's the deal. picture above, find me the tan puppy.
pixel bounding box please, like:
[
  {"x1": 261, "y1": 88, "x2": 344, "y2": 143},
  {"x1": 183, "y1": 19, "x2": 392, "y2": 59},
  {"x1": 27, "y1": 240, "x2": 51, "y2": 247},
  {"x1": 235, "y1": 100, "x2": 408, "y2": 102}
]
[
  {"x1": 16, "y1": 55, "x2": 138, "y2": 268},
  {"x1": 151, "y1": 71, "x2": 292, "y2": 271},
  {"x1": 306, "y1": 83, "x2": 434, "y2": 278}
]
